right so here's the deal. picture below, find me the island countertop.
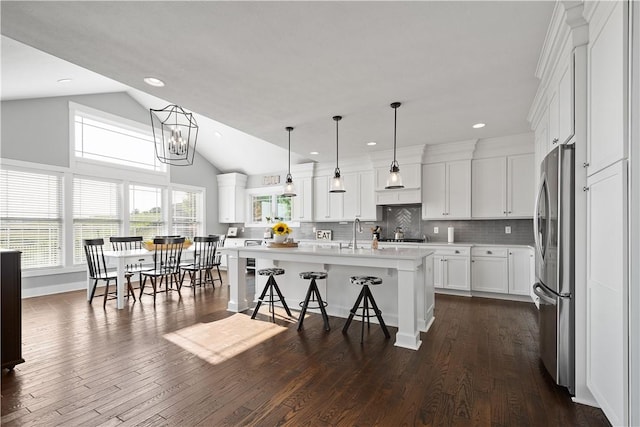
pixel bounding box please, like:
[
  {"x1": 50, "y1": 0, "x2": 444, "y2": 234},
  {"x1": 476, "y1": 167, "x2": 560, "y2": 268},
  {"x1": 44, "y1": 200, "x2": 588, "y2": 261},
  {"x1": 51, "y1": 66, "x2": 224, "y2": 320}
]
[{"x1": 222, "y1": 244, "x2": 435, "y2": 350}]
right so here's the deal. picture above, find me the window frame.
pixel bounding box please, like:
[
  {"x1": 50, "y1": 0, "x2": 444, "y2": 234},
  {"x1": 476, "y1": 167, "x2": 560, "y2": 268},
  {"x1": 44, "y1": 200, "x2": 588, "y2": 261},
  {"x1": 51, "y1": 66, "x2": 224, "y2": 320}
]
[{"x1": 244, "y1": 187, "x2": 298, "y2": 228}]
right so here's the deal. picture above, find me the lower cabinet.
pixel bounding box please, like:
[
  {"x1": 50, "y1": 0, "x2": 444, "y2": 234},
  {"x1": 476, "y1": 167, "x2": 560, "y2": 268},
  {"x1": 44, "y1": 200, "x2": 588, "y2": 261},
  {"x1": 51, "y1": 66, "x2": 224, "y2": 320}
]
[
  {"x1": 471, "y1": 248, "x2": 509, "y2": 293},
  {"x1": 508, "y1": 247, "x2": 534, "y2": 296},
  {"x1": 432, "y1": 246, "x2": 471, "y2": 291},
  {"x1": 469, "y1": 246, "x2": 533, "y2": 298}
]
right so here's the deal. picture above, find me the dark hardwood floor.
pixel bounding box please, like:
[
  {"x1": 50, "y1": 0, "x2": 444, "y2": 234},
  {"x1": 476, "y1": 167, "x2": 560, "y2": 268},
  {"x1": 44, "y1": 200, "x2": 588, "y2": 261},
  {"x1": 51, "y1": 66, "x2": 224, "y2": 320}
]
[{"x1": 1, "y1": 274, "x2": 610, "y2": 426}]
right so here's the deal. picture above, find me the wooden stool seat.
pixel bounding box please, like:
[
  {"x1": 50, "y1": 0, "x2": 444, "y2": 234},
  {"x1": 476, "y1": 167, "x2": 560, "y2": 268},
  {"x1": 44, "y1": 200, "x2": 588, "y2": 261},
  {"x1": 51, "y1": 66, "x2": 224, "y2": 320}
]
[
  {"x1": 343, "y1": 275, "x2": 390, "y2": 343},
  {"x1": 297, "y1": 271, "x2": 330, "y2": 331}
]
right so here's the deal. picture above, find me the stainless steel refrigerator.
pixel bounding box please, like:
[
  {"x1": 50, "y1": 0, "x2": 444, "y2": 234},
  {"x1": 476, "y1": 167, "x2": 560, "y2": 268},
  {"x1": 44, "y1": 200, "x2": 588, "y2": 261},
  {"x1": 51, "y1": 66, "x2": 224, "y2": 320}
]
[{"x1": 533, "y1": 144, "x2": 575, "y2": 395}]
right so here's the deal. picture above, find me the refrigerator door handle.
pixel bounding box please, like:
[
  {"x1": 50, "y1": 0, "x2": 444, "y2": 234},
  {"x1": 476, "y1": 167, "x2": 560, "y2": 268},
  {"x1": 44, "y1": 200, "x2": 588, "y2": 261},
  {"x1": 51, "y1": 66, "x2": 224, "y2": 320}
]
[{"x1": 533, "y1": 282, "x2": 557, "y2": 305}]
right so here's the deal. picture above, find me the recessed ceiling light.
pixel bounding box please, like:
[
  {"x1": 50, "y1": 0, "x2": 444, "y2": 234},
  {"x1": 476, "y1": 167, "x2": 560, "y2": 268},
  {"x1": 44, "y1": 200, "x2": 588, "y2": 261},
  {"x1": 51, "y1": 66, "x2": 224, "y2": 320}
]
[
  {"x1": 57, "y1": 78, "x2": 72, "y2": 83},
  {"x1": 310, "y1": 151, "x2": 319, "y2": 155},
  {"x1": 214, "y1": 131, "x2": 222, "y2": 138},
  {"x1": 367, "y1": 141, "x2": 377, "y2": 146},
  {"x1": 143, "y1": 77, "x2": 165, "y2": 87},
  {"x1": 472, "y1": 123, "x2": 486, "y2": 129}
]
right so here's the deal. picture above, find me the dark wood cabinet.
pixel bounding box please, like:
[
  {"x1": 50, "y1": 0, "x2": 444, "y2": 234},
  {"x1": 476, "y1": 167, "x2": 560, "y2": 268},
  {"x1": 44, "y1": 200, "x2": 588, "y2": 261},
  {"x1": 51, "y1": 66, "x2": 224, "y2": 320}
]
[{"x1": 1, "y1": 249, "x2": 24, "y2": 370}]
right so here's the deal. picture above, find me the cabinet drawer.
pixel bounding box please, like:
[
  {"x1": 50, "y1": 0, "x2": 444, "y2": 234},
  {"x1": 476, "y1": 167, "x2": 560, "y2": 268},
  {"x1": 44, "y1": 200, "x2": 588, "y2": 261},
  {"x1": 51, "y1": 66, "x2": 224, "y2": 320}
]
[
  {"x1": 430, "y1": 246, "x2": 470, "y2": 256},
  {"x1": 471, "y1": 247, "x2": 508, "y2": 258}
]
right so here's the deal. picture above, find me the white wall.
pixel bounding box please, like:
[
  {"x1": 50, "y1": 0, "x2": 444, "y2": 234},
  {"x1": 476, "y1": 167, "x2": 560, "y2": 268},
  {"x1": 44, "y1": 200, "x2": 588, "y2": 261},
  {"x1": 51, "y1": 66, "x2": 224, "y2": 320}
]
[{"x1": 1, "y1": 91, "x2": 225, "y2": 296}]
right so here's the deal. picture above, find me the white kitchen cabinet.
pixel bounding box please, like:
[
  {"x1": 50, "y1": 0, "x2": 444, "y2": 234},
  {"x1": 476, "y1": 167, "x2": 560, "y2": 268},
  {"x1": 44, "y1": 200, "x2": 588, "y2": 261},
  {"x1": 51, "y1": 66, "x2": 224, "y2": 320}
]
[
  {"x1": 432, "y1": 246, "x2": 470, "y2": 291},
  {"x1": 343, "y1": 171, "x2": 376, "y2": 221},
  {"x1": 422, "y1": 160, "x2": 471, "y2": 219},
  {"x1": 471, "y1": 247, "x2": 509, "y2": 294},
  {"x1": 547, "y1": 43, "x2": 575, "y2": 151},
  {"x1": 472, "y1": 154, "x2": 534, "y2": 218},
  {"x1": 587, "y1": 0, "x2": 627, "y2": 177},
  {"x1": 508, "y1": 247, "x2": 534, "y2": 296},
  {"x1": 374, "y1": 163, "x2": 421, "y2": 190},
  {"x1": 586, "y1": 160, "x2": 628, "y2": 426},
  {"x1": 292, "y1": 177, "x2": 313, "y2": 222},
  {"x1": 217, "y1": 173, "x2": 247, "y2": 223},
  {"x1": 313, "y1": 175, "x2": 343, "y2": 221},
  {"x1": 374, "y1": 163, "x2": 421, "y2": 205},
  {"x1": 507, "y1": 154, "x2": 535, "y2": 217}
]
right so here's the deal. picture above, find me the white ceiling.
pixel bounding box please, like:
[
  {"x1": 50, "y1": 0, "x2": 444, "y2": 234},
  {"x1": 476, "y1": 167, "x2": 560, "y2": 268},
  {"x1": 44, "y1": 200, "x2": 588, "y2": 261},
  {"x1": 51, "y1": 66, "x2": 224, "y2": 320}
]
[{"x1": 0, "y1": 1, "x2": 554, "y2": 175}]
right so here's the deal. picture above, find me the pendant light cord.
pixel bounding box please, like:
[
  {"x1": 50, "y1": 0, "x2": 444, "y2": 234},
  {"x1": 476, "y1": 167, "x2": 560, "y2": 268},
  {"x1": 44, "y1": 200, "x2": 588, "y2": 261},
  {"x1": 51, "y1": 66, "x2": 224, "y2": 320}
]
[
  {"x1": 336, "y1": 119, "x2": 339, "y2": 169},
  {"x1": 288, "y1": 128, "x2": 291, "y2": 175},
  {"x1": 393, "y1": 106, "x2": 397, "y2": 163}
]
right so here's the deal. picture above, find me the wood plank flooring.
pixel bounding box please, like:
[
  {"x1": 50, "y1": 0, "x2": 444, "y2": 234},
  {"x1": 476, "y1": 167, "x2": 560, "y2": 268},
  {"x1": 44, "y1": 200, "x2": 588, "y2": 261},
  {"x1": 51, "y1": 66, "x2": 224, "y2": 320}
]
[{"x1": 1, "y1": 274, "x2": 610, "y2": 426}]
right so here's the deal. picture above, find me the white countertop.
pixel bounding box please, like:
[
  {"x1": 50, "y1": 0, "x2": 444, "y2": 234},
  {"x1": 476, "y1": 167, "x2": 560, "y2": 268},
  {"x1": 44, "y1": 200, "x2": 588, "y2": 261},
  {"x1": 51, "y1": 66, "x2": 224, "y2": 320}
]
[{"x1": 221, "y1": 244, "x2": 434, "y2": 261}]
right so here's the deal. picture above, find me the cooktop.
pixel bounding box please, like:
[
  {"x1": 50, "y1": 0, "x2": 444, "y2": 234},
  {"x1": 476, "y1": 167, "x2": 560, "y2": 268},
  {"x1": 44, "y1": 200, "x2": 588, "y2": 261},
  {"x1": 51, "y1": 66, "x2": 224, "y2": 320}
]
[{"x1": 378, "y1": 238, "x2": 426, "y2": 243}]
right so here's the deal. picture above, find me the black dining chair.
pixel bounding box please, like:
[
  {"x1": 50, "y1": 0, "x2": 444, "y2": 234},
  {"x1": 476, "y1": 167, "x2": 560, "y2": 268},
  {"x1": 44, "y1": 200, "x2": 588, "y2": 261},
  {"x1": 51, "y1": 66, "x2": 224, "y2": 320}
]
[
  {"x1": 180, "y1": 235, "x2": 219, "y2": 290},
  {"x1": 109, "y1": 236, "x2": 148, "y2": 301},
  {"x1": 139, "y1": 236, "x2": 185, "y2": 303},
  {"x1": 84, "y1": 238, "x2": 135, "y2": 308}
]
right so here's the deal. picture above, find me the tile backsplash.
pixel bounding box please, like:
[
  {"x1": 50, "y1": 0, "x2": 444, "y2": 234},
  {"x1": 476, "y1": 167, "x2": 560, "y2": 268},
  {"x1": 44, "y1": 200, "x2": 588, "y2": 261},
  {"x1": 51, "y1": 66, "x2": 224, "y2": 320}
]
[{"x1": 232, "y1": 204, "x2": 534, "y2": 245}]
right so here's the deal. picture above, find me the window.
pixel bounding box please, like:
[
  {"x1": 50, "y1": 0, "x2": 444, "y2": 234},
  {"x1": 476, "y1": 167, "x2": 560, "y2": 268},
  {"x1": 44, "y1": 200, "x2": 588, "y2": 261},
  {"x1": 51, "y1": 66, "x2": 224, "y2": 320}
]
[
  {"x1": 130, "y1": 185, "x2": 164, "y2": 240},
  {"x1": 249, "y1": 192, "x2": 293, "y2": 224},
  {"x1": 0, "y1": 168, "x2": 63, "y2": 269},
  {"x1": 73, "y1": 177, "x2": 121, "y2": 264},
  {"x1": 171, "y1": 189, "x2": 203, "y2": 238},
  {"x1": 74, "y1": 113, "x2": 165, "y2": 172}
]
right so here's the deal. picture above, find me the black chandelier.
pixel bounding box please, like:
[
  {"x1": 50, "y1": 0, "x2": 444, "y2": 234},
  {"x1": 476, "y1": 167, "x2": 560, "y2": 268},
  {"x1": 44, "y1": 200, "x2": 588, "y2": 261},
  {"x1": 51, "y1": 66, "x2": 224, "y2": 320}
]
[{"x1": 150, "y1": 104, "x2": 199, "y2": 166}]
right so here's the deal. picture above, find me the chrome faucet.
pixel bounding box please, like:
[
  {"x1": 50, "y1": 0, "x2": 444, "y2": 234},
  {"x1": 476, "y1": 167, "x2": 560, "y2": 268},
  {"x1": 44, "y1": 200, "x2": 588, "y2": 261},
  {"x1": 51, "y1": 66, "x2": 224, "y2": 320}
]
[{"x1": 352, "y1": 218, "x2": 363, "y2": 249}]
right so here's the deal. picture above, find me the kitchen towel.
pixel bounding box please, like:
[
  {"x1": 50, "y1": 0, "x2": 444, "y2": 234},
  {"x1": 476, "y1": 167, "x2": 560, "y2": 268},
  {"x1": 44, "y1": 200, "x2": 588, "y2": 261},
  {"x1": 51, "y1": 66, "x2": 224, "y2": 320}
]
[{"x1": 448, "y1": 227, "x2": 454, "y2": 243}]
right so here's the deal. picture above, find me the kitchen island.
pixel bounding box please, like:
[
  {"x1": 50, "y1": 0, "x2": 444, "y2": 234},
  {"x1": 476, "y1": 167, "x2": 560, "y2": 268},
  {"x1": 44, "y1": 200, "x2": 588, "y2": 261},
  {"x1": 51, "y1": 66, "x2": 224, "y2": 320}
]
[{"x1": 221, "y1": 245, "x2": 434, "y2": 350}]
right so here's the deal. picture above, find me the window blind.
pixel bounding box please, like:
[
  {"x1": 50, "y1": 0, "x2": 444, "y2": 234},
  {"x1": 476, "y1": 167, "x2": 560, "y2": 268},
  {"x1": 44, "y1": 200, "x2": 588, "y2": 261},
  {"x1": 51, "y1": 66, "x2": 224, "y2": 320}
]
[
  {"x1": 171, "y1": 189, "x2": 203, "y2": 238},
  {"x1": 0, "y1": 168, "x2": 63, "y2": 269},
  {"x1": 73, "y1": 177, "x2": 121, "y2": 264},
  {"x1": 130, "y1": 184, "x2": 164, "y2": 240}
]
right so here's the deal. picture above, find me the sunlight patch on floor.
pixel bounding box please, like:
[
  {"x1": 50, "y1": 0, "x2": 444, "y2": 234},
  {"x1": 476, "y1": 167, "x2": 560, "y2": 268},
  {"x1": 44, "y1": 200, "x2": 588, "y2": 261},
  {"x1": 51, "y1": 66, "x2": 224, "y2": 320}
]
[{"x1": 163, "y1": 313, "x2": 290, "y2": 364}]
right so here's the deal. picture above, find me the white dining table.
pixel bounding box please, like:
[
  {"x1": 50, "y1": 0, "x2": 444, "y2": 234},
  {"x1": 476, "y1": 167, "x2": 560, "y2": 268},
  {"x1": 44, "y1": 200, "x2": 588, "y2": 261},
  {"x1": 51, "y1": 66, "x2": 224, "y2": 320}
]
[{"x1": 92, "y1": 248, "x2": 193, "y2": 309}]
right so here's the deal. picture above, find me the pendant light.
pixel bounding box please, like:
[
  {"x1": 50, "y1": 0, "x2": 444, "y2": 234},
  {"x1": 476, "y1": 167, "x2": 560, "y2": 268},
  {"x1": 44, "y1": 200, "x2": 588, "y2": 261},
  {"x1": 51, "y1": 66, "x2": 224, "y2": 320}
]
[
  {"x1": 385, "y1": 102, "x2": 404, "y2": 189},
  {"x1": 329, "y1": 115, "x2": 346, "y2": 193},
  {"x1": 282, "y1": 126, "x2": 296, "y2": 197}
]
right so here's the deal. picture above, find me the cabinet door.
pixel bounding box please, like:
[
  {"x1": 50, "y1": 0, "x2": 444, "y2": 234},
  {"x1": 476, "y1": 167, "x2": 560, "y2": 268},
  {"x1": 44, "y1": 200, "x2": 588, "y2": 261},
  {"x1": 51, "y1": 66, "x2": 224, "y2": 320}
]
[
  {"x1": 507, "y1": 154, "x2": 535, "y2": 217},
  {"x1": 359, "y1": 171, "x2": 377, "y2": 220},
  {"x1": 471, "y1": 257, "x2": 508, "y2": 293},
  {"x1": 557, "y1": 54, "x2": 575, "y2": 145},
  {"x1": 587, "y1": 0, "x2": 626, "y2": 176},
  {"x1": 342, "y1": 172, "x2": 359, "y2": 219},
  {"x1": 401, "y1": 163, "x2": 422, "y2": 189},
  {"x1": 218, "y1": 186, "x2": 235, "y2": 223},
  {"x1": 586, "y1": 160, "x2": 628, "y2": 426},
  {"x1": 508, "y1": 248, "x2": 533, "y2": 296},
  {"x1": 328, "y1": 191, "x2": 344, "y2": 220},
  {"x1": 292, "y1": 177, "x2": 313, "y2": 222},
  {"x1": 447, "y1": 160, "x2": 471, "y2": 218},
  {"x1": 313, "y1": 176, "x2": 329, "y2": 221},
  {"x1": 433, "y1": 255, "x2": 444, "y2": 288},
  {"x1": 422, "y1": 163, "x2": 446, "y2": 219},
  {"x1": 548, "y1": 89, "x2": 560, "y2": 150},
  {"x1": 444, "y1": 256, "x2": 470, "y2": 291},
  {"x1": 472, "y1": 157, "x2": 507, "y2": 218}
]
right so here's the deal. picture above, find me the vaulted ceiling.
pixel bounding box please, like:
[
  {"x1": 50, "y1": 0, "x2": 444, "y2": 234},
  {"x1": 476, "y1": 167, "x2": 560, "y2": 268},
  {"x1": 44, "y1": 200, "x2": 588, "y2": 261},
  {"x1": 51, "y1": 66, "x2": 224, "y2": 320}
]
[{"x1": 1, "y1": 1, "x2": 554, "y2": 174}]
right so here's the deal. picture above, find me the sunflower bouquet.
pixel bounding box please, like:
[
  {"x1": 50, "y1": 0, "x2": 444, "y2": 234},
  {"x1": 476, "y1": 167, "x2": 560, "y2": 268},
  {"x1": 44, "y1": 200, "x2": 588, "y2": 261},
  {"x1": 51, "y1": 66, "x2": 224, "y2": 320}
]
[{"x1": 271, "y1": 222, "x2": 292, "y2": 236}]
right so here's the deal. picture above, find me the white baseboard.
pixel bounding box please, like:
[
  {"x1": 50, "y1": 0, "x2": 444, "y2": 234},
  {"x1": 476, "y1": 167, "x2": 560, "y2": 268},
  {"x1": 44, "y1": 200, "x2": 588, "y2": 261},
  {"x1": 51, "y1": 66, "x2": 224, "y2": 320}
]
[{"x1": 22, "y1": 281, "x2": 87, "y2": 298}]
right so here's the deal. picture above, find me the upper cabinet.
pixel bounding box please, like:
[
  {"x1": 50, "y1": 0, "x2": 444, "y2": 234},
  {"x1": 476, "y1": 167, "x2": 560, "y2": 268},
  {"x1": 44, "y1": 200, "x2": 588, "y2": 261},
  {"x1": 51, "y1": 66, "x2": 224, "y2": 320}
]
[
  {"x1": 217, "y1": 173, "x2": 247, "y2": 223},
  {"x1": 343, "y1": 171, "x2": 376, "y2": 221},
  {"x1": 587, "y1": 0, "x2": 627, "y2": 176},
  {"x1": 291, "y1": 176, "x2": 313, "y2": 222},
  {"x1": 421, "y1": 160, "x2": 471, "y2": 219},
  {"x1": 472, "y1": 154, "x2": 534, "y2": 218},
  {"x1": 374, "y1": 163, "x2": 422, "y2": 205},
  {"x1": 313, "y1": 174, "x2": 343, "y2": 222},
  {"x1": 291, "y1": 163, "x2": 315, "y2": 222},
  {"x1": 548, "y1": 47, "x2": 575, "y2": 151}
]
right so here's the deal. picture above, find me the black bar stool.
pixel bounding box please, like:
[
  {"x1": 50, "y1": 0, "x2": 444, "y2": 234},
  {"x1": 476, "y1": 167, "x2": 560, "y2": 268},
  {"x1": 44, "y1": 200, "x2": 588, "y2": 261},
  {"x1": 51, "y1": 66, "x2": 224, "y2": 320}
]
[
  {"x1": 297, "y1": 271, "x2": 330, "y2": 331},
  {"x1": 251, "y1": 268, "x2": 292, "y2": 322},
  {"x1": 342, "y1": 276, "x2": 391, "y2": 343}
]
